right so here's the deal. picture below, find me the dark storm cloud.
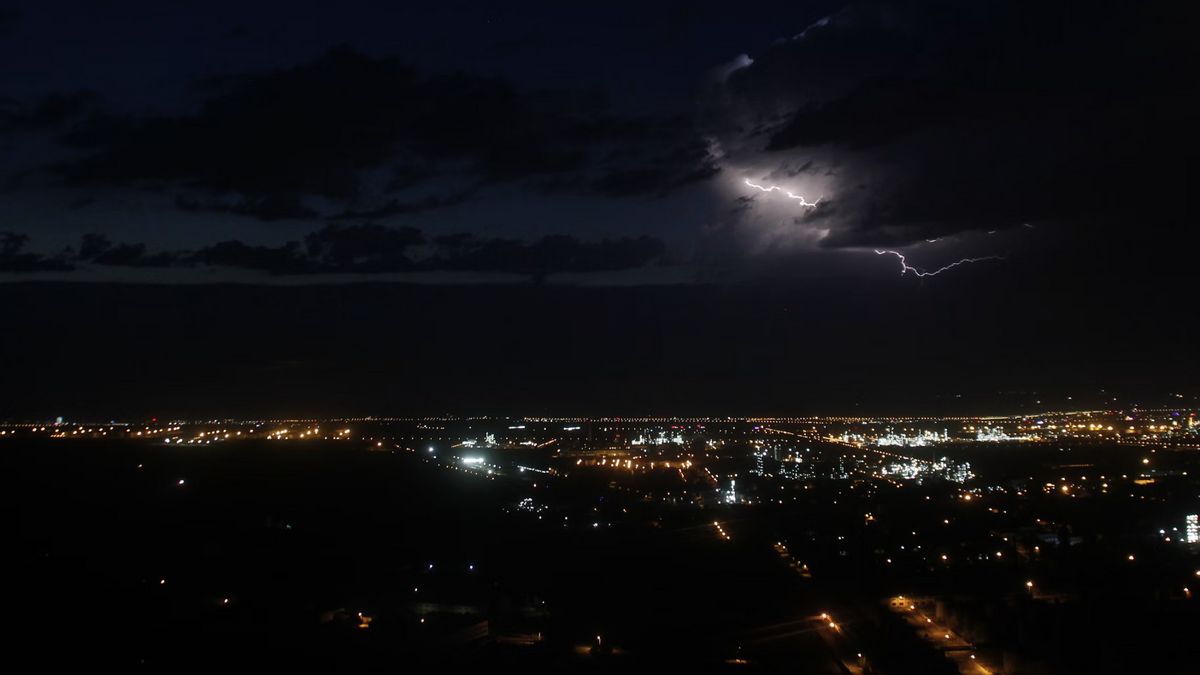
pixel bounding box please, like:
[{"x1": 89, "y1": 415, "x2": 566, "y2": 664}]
[
  {"x1": 192, "y1": 240, "x2": 311, "y2": 274},
  {"x1": 195, "y1": 227, "x2": 668, "y2": 277},
  {"x1": 303, "y1": 223, "x2": 425, "y2": 272},
  {"x1": 46, "y1": 47, "x2": 716, "y2": 220},
  {"x1": 328, "y1": 189, "x2": 476, "y2": 220},
  {"x1": 175, "y1": 194, "x2": 319, "y2": 221},
  {"x1": 73, "y1": 233, "x2": 179, "y2": 267},
  {"x1": 86, "y1": 243, "x2": 175, "y2": 268},
  {"x1": 0, "y1": 8, "x2": 19, "y2": 36},
  {"x1": 709, "y1": 0, "x2": 1195, "y2": 248},
  {"x1": 0, "y1": 91, "x2": 101, "y2": 131},
  {"x1": 483, "y1": 34, "x2": 552, "y2": 56},
  {"x1": 593, "y1": 141, "x2": 721, "y2": 197},
  {"x1": 429, "y1": 233, "x2": 667, "y2": 276},
  {"x1": 0, "y1": 232, "x2": 72, "y2": 272},
  {"x1": 0, "y1": 224, "x2": 668, "y2": 278}
]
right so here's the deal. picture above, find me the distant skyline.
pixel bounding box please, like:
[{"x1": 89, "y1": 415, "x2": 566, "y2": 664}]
[{"x1": 9, "y1": 405, "x2": 1197, "y2": 425}]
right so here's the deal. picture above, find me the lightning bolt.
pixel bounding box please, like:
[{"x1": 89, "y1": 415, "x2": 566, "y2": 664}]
[
  {"x1": 742, "y1": 177, "x2": 1007, "y2": 277},
  {"x1": 744, "y1": 178, "x2": 820, "y2": 207},
  {"x1": 874, "y1": 249, "x2": 1004, "y2": 277}
]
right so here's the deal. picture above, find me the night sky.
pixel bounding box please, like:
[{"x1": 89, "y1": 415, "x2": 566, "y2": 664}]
[{"x1": 1, "y1": 0, "x2": 1196, "y2": 418}]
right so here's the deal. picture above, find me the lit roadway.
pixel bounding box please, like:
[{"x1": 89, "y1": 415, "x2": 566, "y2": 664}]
[
  {"x1": 741, "y1": 615, "x2": 846, "y2": 675},
  {"x1": 749, "y1": 541, "x2": 874, "y2": 674},
  {"x1": 887, "y1": 596, "x2": 1000, "y2": 675}
]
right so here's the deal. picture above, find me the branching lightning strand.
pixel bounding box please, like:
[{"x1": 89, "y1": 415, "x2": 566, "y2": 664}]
[
  {"x1": 874, "y1": 250, "x2": 1004, "y2": 277},
  {"x1": 743, "y1": 178, "x2": 820, "y2": 207},
  {"x1": 740, "y1": 177, "x2": 1004, "y2": 277}
]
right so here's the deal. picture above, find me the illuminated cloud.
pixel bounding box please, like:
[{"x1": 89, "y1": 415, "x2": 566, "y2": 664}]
[{"x1": 702, "y1": 0, "x2": 1192, "y2": 257}]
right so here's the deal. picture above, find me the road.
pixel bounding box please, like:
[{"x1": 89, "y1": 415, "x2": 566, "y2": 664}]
[{"x1": 885, "y1": 596, "x2": 1001, "y2": 675}]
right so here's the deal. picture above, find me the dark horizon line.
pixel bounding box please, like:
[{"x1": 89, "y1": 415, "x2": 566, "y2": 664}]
[{"x1": 6, "y1": 405, "x2": 1196, "y2": 426}]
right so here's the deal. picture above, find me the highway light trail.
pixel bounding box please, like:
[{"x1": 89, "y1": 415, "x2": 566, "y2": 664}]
[
  {"x1": 874, "y1": 250, "x2": 1004, "y2": 277},
  {"x1": 743, "y1": 178, "x2": 820, "y2": 207}
]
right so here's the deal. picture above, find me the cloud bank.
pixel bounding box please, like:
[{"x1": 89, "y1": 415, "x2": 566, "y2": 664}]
[
  {"x1": 704, "y1": 0, "x2": 1192, "y2": 251},
  {"x1": 17, "y1": 46, "x2": 717, "y2": 222}
]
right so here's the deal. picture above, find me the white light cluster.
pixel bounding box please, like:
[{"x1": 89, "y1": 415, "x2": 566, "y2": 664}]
[
  {"x1": 751, "y1": 449, "x2": 767, "y2": 476},
  {"x1": 631, "y1": 431, "x2": 685, "y2": 446},
  {"x1": 975, "y1": 426, "x2": 1025, "y2": 442},
  {"x1": 723, "y1": 479, "x2": 739, "y2": 504},
  {"x1": 515, "y1": 497, "x2": 547, "y2": 513},
  {"x1": 876, "y1": 429, "x2": 948, "y2": 447},
  {"x1": 881, "y1": 457, "x2": 974, "y2": 484}
]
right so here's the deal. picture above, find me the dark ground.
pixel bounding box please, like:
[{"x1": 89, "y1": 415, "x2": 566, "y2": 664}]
[{"x1": 10, "y1": 437, "x2": 839, "y2": 672}]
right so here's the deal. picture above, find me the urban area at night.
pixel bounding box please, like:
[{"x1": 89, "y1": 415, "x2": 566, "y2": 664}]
[
  {"x1": 4, "y1": 0, "x2": 1197, "y2": 671},
  {"x1": 10, "y1": 407, "x2": 1199, "y2": 671}
]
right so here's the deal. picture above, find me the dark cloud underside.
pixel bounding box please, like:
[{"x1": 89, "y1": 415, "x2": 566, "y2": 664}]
[{"x1": 42, "y1": 47, "x2": 717, "y2": 220}]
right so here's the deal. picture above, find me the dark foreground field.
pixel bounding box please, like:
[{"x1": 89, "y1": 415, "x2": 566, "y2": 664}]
[{"x1": 10, "y1": 438, "x2": 837, "y2": 672}]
